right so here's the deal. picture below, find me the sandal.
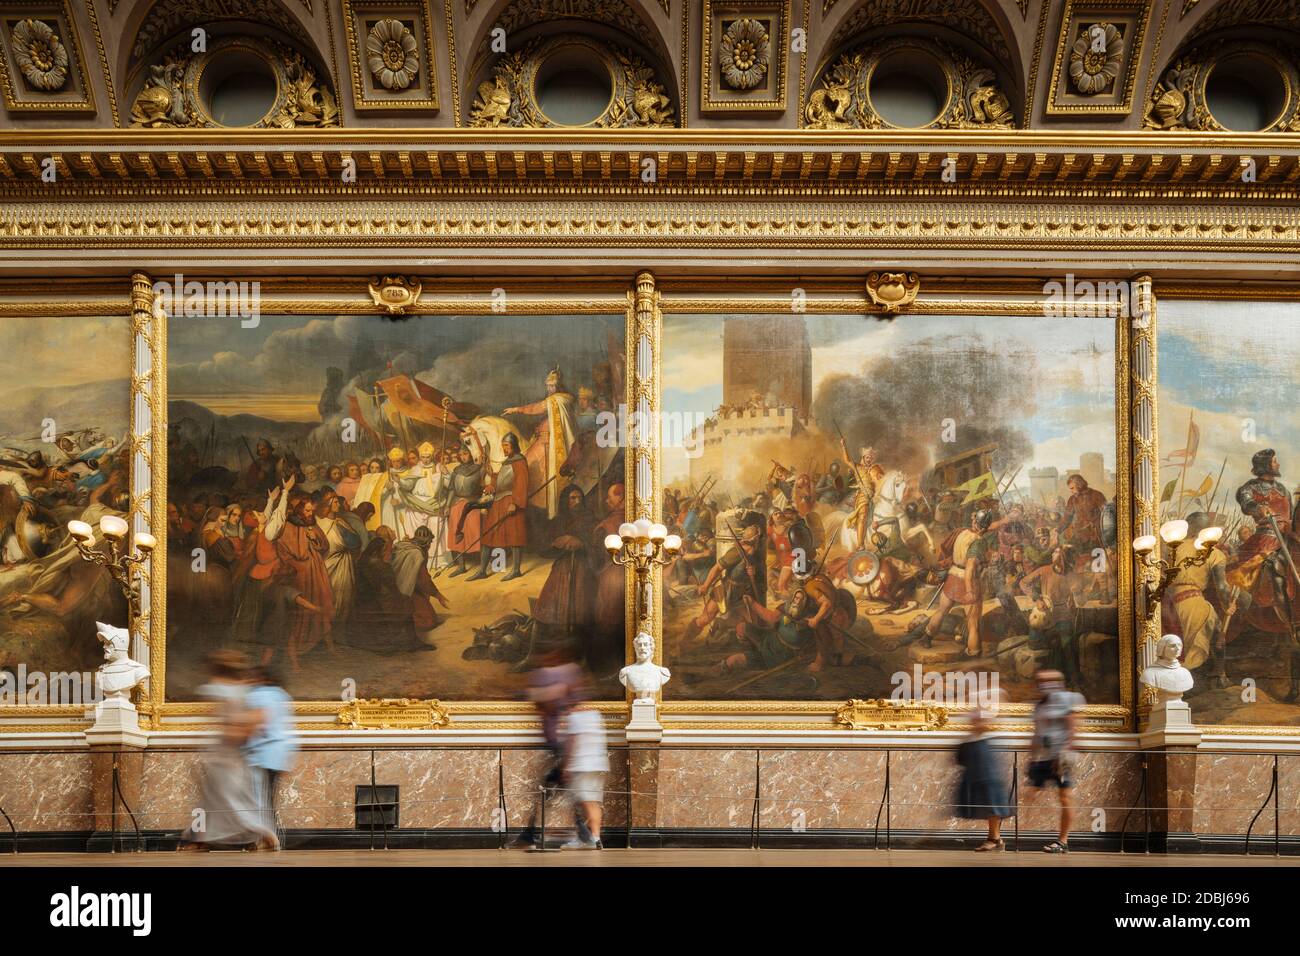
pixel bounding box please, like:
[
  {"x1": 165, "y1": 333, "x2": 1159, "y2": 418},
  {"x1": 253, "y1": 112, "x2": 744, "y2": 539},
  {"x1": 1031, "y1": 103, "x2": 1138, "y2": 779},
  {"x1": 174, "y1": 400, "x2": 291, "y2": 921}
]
[
  {"x1": 974, "y1": 839, "x2": 1004, "y2": 852},
  {"x1": 1042, "y1": 840, "x2": 1069, "y2": 854}
]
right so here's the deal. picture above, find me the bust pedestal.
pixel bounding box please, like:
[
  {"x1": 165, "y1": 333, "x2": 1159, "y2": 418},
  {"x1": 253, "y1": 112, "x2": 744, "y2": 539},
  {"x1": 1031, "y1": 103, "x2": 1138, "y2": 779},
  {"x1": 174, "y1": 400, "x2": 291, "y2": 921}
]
[
  {"x1": 1139, "y1": 696, "x2": 1201, "y2": 750},
  {"x1": 84, "y1": 697, "x2": 149, "y2": 750},
  {"x1": 625, "y1": 697, "x2": 662, "y2": 742}
]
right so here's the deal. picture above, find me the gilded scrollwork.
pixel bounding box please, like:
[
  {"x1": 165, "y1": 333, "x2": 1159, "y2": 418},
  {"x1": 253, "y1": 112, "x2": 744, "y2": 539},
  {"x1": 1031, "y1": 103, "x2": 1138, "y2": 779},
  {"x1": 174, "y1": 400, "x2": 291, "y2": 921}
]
[
  {"x1": 804, "y1": 37, "x2": 1013, "y2": 130},
  {"x1": 1144, "y1": 41, "x2": 1300, "y2": 132},
  {"x1": 470, "y1": 35, "x2": 674, "y2": 129},
  {"x1": 128, "y1": 37, "x2": 340, "y2": 129}
]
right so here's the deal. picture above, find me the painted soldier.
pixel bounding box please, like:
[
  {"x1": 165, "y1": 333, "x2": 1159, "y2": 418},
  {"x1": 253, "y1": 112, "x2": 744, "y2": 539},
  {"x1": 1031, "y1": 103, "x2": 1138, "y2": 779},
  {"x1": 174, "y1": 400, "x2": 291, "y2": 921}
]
[
  {"x1": 1058, "y1": 474, "x2": 1107, "y2": 558},
  {"x1": 1226, "y1": 448, "x2": 1300, "y2": 698},
  {"x1": 472, "y1": 432, "x2": 529, "y2": 581}
]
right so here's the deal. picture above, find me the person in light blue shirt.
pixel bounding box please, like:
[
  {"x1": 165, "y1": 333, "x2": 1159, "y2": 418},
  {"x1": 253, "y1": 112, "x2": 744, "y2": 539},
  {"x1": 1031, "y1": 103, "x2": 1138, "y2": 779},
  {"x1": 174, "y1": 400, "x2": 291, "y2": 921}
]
[{"x1": 244, "y1": 664, "x2": 298, "y2": 840}]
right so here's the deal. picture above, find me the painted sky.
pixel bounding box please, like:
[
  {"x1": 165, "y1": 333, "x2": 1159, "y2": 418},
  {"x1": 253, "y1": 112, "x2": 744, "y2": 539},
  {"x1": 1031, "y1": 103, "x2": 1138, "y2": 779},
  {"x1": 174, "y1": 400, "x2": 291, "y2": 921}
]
[
  {"x1": 662, "y1": 312, "x2": 1116, "y2": 484},
  {"x1": 1159, "y1": 299, "x2": 1300, "y2": 520},
  {"x1": 168, "y1": 313, "x2": 625, "y2": 420}
]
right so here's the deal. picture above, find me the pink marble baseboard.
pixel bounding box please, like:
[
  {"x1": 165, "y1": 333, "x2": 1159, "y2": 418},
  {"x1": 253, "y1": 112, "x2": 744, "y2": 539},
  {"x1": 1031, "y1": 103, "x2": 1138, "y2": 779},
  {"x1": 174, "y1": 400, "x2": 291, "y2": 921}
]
[
  {"x1": 0, "y1": 752, "x2": 92, "y2": 832},
  {"x1": 1194, "y1": 753, "x2": 1300, "y2": 837}
]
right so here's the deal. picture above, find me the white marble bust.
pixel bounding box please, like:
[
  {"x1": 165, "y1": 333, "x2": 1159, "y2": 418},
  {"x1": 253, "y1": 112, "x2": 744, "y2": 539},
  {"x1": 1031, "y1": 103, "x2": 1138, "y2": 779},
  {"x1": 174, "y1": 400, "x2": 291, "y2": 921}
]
[
  {"x1": 1140, "y1": 633, "x2": 1194, "y2": 700},
  {"x1": 94, "y1": 621, "x2": 150, "y2": 701},
  {"x1": 619, "y1": 631, "x2": 671, "y2": 699}
]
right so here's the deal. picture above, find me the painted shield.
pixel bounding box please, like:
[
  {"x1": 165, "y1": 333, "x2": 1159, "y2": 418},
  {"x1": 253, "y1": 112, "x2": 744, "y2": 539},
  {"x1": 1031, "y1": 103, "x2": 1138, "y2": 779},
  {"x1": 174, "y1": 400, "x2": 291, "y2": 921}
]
[
  {"x1": 16, "y1": 507, "x2": 61, "y2": 560},
  {"x1": 846, "y1": 548, "x2": 881, "y2": 586}
]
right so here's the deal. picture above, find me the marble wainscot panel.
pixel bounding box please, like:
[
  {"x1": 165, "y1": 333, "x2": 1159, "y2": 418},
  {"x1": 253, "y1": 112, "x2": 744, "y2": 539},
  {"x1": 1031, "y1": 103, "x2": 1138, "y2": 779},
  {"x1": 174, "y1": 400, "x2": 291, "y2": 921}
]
[
  {"x1": 756, "y1": 750, "x2": 887, "y2": 831},
  {"x1": 0, "y1": 751, "x2": 92, "y2": 832},
  {"x1": 373, "y1": 749, "x2": 499, "y2": 829},
  {"x1": 886, "y1": 750, "x2": 985, "y2": 832},
  {"x1": 1016, "y1": 751, "x2": 1142, "y2": 834},
  {"x1": 499, "y1": 745, "x2": 629, "y2": 833},
  {"x1": 656, "y1": 748, "x2": 757, "y2": 829},
  {"x1": 136, "y1": 750, "x2": 203, "y2": 832},
  {"x1": 1274, "y1": 753, "x2": 1300, "y2": 837},
  {"x1": 278, "y1": 750, "x2": 372, "y2": 829},
  {"x1": 1194, "y1": 753, "x2": 1279, "y2": 838}
]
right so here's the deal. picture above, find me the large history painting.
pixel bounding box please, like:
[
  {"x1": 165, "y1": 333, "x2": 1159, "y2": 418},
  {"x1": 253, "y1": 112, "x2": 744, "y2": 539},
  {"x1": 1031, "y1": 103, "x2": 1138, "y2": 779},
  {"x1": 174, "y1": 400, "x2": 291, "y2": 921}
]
[
  {"x1": 1158, "y1": 299, "x2": 1300, "y2": 727},
  {"x1": 0, "y1": 316, "x2": 133, "y2": 691},
  {"x1": 165, "y1": 312, "x2": 627, "y2": 701},
  {"x1": 661, "y1": 312, "x2": 1122, "y2": 704}
]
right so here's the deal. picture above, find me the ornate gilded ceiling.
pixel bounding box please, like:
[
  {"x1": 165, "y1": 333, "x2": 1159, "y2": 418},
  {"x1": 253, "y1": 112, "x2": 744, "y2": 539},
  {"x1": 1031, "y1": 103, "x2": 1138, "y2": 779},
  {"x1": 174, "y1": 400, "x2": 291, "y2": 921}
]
[{"x1": 0, "y1": 0, "x2": 1298, "y2": 131}]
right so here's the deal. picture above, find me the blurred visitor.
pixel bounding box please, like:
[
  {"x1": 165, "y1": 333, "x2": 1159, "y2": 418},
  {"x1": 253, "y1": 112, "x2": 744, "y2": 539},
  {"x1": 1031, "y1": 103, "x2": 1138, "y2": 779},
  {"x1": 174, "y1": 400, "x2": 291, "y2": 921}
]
[
  {"x1": 509, "y1": 643, "x2": 584, "y2": 849},
  {"x1": 1029, "y1": 669, "x2": 1086, "y2": 853},
  {"x1": 177, "y1": 651, "x2": 280, "y2": 851},
  {"x1": 560, "y1": 702, "x2": 608, "y2": 850},
  {"x1": 245, "y1": 663, "x2": 298, "y2": 843},
  {"x1": 954, "y1": 702, "x2": 1012, "y2": 851}
]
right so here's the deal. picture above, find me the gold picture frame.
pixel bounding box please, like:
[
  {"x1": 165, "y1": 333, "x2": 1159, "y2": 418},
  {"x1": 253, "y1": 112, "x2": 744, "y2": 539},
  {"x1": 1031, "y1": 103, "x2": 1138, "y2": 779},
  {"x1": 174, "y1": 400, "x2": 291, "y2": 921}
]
[
  {"x1": 135, "y1": 273, "x2": 642, "y2": 731},
  {"x1": 0, "y1": 277, "x2": 139, "y2": 731},
  {"x1": 653, "y1": 276, "x2": 1138, "y2": 732}
]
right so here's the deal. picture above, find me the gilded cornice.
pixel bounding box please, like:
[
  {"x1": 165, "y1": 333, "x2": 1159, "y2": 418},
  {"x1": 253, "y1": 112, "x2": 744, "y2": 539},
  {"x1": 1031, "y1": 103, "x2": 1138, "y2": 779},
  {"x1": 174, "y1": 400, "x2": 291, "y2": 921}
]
[
  {"x1": 2, "y1": 129, "x2": 1300, "y2": 187},
  {"x1": 1, "y1": 131, "x2": 1298, "y2": 259}
]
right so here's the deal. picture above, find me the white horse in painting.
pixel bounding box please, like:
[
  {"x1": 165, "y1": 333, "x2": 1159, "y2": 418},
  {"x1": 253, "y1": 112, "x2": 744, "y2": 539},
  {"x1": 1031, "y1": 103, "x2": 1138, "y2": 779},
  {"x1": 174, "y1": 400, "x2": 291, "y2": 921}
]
[{"x1": 826, "y1": 469, "x2": 936, "y2": 565}]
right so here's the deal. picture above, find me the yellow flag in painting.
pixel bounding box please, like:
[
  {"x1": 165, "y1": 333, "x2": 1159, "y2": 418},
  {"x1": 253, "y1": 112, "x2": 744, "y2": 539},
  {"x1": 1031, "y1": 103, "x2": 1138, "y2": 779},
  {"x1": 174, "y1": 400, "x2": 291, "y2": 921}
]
[
  {"x1": 1181, "y1": 474, "x2": 1213, "y2": 498},
  {"x1": 953, "y1": 471, "x2": 998, "y2": 504}
]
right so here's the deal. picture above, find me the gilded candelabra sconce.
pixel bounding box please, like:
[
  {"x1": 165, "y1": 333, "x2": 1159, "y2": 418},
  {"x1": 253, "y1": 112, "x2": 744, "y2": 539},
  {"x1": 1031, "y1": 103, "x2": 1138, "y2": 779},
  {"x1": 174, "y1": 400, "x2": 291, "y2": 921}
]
[
  {"x1": 1132, "y1": 517, "x2": 1222, "y2": 739},
  {"x1": 605, "y1": 518, "x2": 680, "y2": 739},
  {"x1": 1132, "y1": 517, "x2": 1223, "y2": 618},
  {"x1": 67, "y1": 515, "x2": 155, "y2": 614},
  {"x1": 1133, "y1": 520, "x2": 1222, "y2": 728},
  {"x1": 67, "y1": 516, "x2": 156, "y2": 743},
  {"x1": 605, "y1": 517, "x2": 681, "y2": 627}
]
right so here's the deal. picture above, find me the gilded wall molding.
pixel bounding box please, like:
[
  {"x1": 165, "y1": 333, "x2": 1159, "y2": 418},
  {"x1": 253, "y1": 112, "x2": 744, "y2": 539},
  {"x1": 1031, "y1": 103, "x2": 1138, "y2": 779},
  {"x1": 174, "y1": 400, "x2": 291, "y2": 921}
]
[
  {"x1": 1144, "y1": 40, "x2": 1300, "y2": 132},
  {"x1": 469, "y1": 34, "x2": 675, "y2": 128},
  {"x1": 0, "y1": 1, "x2": 97, "y2": 113},
  {"x1": 803, "y1": 36, "x2": 1013, "y2": 130}
]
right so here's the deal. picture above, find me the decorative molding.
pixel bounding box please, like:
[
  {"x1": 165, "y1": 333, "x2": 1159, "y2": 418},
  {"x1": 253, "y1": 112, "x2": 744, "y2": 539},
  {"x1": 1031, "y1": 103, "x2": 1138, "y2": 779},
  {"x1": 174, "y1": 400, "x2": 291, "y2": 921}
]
[
  {"x1": 336, "y1": 697, "x2": 451, "y2": 729},
  {"x1": 826, "y1": 0, "x2": 1012, "y2": 71},
  {"x1": 81, "y1": 0, "x2": 118, "y2": 126},
  {"x1": 1046, "y1": 0, "x2": 1152, "y2": 115},
  {"x1": 129, "y1": 0, "x2": 313, "y2": 69},
  {"x1": 804, "y1": 36, "x2": 1013, "y2": 130},
  {"x1": 368, "y1": 274, "x2": 423, "y2": 312},
  {"x1": 0, "y1": 1, "x2": 95, "y2": 113},
  {"x1": 343, "y1": 0, "x2": 440, "y2": 111},
  {"x1": 1144, "y1": 40, "x2": 1300, "y2": 132},
  {"x1": 864, "y1": 270, "x2": 919, "y2": 312},
  {"x1": 701, "y1": 0, "x2": 790, "y2": 114},
  {"x1": 470, "y1": 34, "x2": 675, "y2": 128},
  {"x1": 834, "y1": 698, "x2": 949, "y2": 731},
  {"x1": 128, "y1": 36, "x2": 340, "y2": 129}
]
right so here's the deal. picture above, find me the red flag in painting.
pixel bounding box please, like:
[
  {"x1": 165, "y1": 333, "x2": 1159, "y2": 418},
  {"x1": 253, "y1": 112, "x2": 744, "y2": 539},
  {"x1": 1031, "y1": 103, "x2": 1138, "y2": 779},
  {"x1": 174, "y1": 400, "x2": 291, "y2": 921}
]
[
  {"x1": 1164, "y1": 419, "x2": 1199, "y2": 466},
  {"x1": 377, "y1": 375, "x2": 478, "y2": 428}
]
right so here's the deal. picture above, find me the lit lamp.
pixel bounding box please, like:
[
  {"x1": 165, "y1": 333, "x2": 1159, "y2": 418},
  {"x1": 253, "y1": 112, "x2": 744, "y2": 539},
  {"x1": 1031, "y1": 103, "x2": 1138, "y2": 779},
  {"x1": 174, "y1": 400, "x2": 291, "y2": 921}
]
[
  {"x1": 1133, "y1": 517, "x2": 1224, "y2": 606},
  {"x1": 1132, "y1": 517, "x2": 1223, "y2": 725},
  {"x1": 606, "y1": 517, "x2": 681, "y2": 626},
  {"x1": 67, "y1": 515, "x2": 155, "y2": 614}
]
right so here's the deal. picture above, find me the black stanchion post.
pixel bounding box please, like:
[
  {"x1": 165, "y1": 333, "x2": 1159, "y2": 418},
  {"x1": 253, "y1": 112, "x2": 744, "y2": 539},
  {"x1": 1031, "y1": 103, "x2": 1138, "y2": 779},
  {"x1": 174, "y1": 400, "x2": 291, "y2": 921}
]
[
  {"x1": 1011, "y1": 751, "x2": 1019, "y2": 853},
  {"x1": 497, "y1": 748, "x2": 507, "y2": 850}
]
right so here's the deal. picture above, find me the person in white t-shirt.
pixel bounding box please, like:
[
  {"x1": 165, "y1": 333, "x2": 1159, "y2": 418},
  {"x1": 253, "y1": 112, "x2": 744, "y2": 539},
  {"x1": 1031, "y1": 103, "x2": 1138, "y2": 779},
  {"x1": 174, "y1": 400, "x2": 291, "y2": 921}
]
[{"x1": 561, "y1": 705, "x2": 609, "y2": 850}]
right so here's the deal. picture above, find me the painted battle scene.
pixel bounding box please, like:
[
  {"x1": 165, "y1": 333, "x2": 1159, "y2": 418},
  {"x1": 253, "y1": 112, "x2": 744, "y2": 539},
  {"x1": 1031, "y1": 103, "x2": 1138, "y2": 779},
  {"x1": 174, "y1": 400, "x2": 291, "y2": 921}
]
[
  {"x1": 1158, "y1": 300, "x2": 1300, "y2": 726},
  {"x1": 0, "y1": 317, "x2": 133, "y2": 689},
  {"x1": 166, "y1": 313, "x2": 626, "y2": 701},
  {"x1": 661, "y1": 313, "x2": 1121, "y2": 703}
]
